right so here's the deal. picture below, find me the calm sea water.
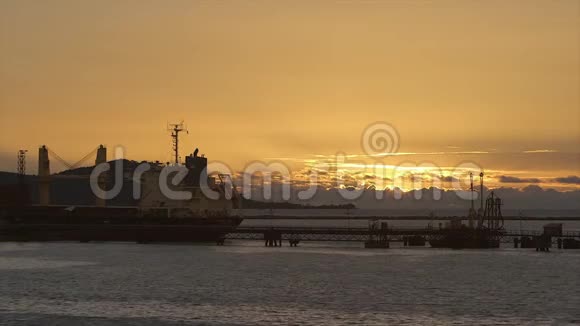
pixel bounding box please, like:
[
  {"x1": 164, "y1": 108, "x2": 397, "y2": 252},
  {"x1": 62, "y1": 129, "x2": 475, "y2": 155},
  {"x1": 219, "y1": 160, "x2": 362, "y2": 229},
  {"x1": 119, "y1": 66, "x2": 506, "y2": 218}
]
[{"x1": 1, "y1": 238, "x2": 579, "y2": 325}]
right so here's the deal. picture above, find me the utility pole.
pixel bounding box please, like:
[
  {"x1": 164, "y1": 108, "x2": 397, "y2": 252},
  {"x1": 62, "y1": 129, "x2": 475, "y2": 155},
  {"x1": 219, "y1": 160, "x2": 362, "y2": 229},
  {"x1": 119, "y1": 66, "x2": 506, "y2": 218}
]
[
  {"x1": 479, "y1": 171, "x2": 484, "y2": 211},
  {"x1": 168, "y1": 121, "x2": 188, "y2": 165},
  {"x1": 470, "y1": 172, "x2": 474, "y2": 211},
  {"x1": 468, "y1": 172, "x2": 475, "y2": 228}
]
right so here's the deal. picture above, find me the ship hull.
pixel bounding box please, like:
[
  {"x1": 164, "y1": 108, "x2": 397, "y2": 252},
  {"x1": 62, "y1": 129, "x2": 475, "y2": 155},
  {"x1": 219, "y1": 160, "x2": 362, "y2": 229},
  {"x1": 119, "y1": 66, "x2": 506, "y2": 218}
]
[{"x1": 0, "y1": 206, "x2": 243, "y2": 243}]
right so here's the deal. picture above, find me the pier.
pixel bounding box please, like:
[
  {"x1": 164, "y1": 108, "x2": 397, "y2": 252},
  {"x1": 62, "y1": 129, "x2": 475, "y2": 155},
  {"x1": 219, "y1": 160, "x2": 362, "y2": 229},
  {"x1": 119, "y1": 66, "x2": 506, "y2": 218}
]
[{"x1": 225, "y1": 225, "x2": 580, "y2": 249}]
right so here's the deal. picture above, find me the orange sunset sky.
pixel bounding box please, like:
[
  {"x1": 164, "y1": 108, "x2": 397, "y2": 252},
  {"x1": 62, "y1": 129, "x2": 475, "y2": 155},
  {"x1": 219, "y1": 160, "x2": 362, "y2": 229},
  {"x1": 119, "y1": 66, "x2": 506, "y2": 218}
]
[{"x1": 1, "y1": 1, "x2": 579, "y2": 191}]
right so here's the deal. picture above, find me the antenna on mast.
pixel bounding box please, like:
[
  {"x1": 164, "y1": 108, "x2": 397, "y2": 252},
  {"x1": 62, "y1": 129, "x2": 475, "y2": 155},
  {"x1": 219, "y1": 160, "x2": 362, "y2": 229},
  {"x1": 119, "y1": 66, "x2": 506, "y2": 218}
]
[{"x1": 167, "y1": 121, "x2": 188, "y2": 165}]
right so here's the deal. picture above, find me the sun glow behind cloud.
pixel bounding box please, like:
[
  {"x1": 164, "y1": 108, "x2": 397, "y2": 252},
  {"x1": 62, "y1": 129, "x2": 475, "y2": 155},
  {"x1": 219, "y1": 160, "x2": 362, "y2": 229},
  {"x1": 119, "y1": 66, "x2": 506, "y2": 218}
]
[{"x1": 256, "y1": 150, "x2": 580, "y2": 192}]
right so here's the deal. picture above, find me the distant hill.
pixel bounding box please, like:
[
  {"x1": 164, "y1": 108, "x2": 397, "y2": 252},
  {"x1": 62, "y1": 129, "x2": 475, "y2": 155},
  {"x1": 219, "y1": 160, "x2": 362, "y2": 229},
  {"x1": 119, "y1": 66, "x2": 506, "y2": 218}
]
[
  {"x1": 0, "y1": 170, "x2": 137, "y2": 206},
  {"x1": 1, "y1": 168, "x2": 356, "y2": 210},
  {"x1": 241, "y1": 198, "x2": 355, "y2": 209}
]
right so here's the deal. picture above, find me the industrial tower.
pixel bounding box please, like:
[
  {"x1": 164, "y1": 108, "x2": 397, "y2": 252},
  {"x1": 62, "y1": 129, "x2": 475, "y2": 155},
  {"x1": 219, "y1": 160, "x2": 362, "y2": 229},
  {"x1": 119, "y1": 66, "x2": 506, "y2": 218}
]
[{"x1": 17, "y1": 150, "x2": 27, "y2": 181}]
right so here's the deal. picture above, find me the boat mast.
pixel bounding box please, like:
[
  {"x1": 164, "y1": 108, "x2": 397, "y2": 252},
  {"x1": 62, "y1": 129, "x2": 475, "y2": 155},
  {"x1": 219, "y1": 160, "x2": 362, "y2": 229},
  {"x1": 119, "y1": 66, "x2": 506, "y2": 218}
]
[{"x1": 168, "y1": 121, "x2": 188, "y2": 165}]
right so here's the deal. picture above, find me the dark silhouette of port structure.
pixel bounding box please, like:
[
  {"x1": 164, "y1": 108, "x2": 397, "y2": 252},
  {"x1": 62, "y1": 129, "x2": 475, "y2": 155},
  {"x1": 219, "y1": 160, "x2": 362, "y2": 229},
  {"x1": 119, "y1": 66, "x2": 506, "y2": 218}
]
[
  {"x1": 2, "y1": 144, "x2": 579, "y2": 250},
  {"x1": 225, "y1": 223, "x2": 580, "y2": 250}
]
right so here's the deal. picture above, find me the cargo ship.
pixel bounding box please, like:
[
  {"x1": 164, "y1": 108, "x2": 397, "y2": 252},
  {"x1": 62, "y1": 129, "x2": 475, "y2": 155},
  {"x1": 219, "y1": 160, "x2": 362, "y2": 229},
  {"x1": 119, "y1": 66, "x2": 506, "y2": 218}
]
[
  {"x1": 428, "y1": 172, "x2": 504, "y2": 249},
  {"x1": 0, "y1": 124, "x2": 243, "y2": 244}
]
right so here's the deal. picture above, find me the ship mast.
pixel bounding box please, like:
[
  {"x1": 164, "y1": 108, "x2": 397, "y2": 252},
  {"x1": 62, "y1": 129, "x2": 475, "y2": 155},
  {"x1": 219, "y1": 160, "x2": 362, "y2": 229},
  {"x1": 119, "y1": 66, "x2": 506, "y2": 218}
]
[{"x1": 168, "y1": 121, "x2": 188, "y2": 165}]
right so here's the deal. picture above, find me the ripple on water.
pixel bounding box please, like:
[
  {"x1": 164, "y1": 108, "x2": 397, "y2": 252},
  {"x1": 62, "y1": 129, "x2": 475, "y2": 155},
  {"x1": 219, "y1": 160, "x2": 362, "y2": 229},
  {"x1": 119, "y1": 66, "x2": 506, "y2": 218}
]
[
  {"x1": 0, "y1": 242, "x2": 579, "y2": 325},
  {"x1": 0, "y1": 257, "x2": 96, "y2": 270},
  {"x1": 0, "y1": 299, "x2": 565, "y2": 326}
]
